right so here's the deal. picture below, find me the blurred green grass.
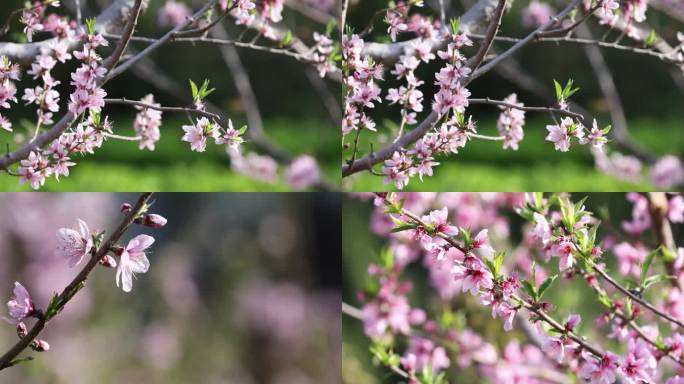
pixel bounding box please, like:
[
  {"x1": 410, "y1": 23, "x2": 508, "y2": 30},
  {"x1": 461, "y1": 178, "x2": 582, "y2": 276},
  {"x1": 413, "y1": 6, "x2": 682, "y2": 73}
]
[
  {"x1": 0, "y1": 117, "x2": 338, "y2": 191},
  {"x1": 344, "y1": 117, "x2": 683, "y2": 191}
]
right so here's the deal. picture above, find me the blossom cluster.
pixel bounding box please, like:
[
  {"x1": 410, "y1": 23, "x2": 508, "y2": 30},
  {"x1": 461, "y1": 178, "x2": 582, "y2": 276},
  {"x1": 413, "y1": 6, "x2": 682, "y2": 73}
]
[{"x1": 349, "y1": 192, "x2": 684, "y2": 384}]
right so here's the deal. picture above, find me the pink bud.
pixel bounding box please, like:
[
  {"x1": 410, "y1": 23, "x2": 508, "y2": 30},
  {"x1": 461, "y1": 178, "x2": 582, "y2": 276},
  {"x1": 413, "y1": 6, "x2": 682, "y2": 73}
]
[
  {"x1": 120, "y1": 203, "x2": 133, "y2": 214},
  {"x1": 142, "y1": 214, "x2": 167, "y2": 228},
  {"x1": 31, "y1": 339, "x2": 50, "y2": 352},
  {"x1": 99, "y1": 255, "x2": 117, "y2": 268},
  {"x1": 16, "y1": 322, "x2": 27, "y2": 338}
]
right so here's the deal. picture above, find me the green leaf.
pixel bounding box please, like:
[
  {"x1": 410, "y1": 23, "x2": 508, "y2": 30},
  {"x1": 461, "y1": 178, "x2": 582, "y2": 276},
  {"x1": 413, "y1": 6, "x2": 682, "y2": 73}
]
[
  {"x1": 597, "y1": 291, "x2": 613, "y2": 308},
  {"x1": 640, "y1": 248, "x2": 658, "y2": 284},
  {"x1": 379, "y1": 247, "x2": 394, "y2": 269},
  {"x1": 391, "y1": 223, "x2": 418, "y2": 233},
  {"x1": 521, "y1": 280, "x2": 537, "y2": 301},
  {"x1": 325, "y1": 19, "x2": 337, "y2": 35},
  {"x1": 645, "y1": 29, "x2": 657, "y2": 46},
  {"x1": 484, "y1": 258, "x2": 498, "y2": 278},
  {"x1": 538, "y1": 274, "x2": 558, "y2": 299},
  {"x1": 553, "y1": 79, "x2": 562, "y2": 100},
  {"x1": 189, "y1": 79, "x2": 199, "y2": 100},
  {"x1": 281, "y1": 30, "x2": 293, "y2": 46},
  {"x1": 602, "y1": 124, "x2": 612, "y2": 135},
  {"x1": 450, "y1": 17, "x2": 461, "y2": 34},
  {"x1": 85, "y1": 18, "x2": 96, "y2": 35},
  {"x1": 643, "y1": 274, "x2": 671, "y2": 290},
  {"x1": 494, "y1": 251, "x2": 505, "y2": 277},
  {"x1": 238, "y1": 125, "x2": 248, "y2": 135}
]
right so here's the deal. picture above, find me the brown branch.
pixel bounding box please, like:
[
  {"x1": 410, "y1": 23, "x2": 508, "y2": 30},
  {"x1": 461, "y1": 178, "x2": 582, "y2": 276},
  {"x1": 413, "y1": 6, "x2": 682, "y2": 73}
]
[
  {"x1": 104, "y1": 98, "x2": 222, "y2": 121},
  {"x1": 0, "y1": 0, "x2": 213, "y2": 171},
  {"x1": 648, "y1": 192, "x2": 681, "y2": 289},
  {"x1": 0, "y1": 192, "x2": 154, "y2": 371},
  {"x1": 594, "y1": 265, "x2": 684, "y2": 329},
  {"x1": 0, "y1": 0, "x2": 141, "y2": 63}
]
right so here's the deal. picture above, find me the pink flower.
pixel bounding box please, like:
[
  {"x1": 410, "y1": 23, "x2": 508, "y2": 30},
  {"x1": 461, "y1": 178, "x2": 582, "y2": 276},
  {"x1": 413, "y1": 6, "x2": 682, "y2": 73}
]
[
  {"x1": 650, "y1": 155, "x2": 683, "y2": 189},
  {"x1": 669, "y1": 195, "x2": 684, "y2": 223},
  {"x1": 285, "y1": 155, "x2": 321, "y2": 189},
  {"x1": 667, "y1": 377, "x2": 684, "y2": 384},
  {"x1": 532, "y1": 212, "x2": 552, "y2": 245},
  {"x1": 0, "y1": 80, "x2": 17, "y2": 108},
  {"x1": 545, "y1": 117, "x2": 573, "y2": 152},
  {"x1": 613, "y1": 242, "x2": 647, "y2": 278},
  {"x1": 552, "y1": 238, "x2": 575, "y2": 270},
  {"x1": 134, "y1": 94, "x2": 162, "y2": 151},
  {"x1": 5, "y1": 282, "x2": 34, "y2": 323},
  {"x1": 522, "y1": 0, "x2": 555, "y2": 27},
  {"x1": 422, "y1": 207, "x2": 459, "y2": 236},
  {"x1": 116, "y1": 235, "x2": 154, "y2": 292},
  {"x1": 454, "y1": 264, "x2": 493, "y2": 295},
  {"x1": 55, "y1": 219, "x2": 93, "y2": 267},
  {"x1": 579, "y1": 352, "x2": 620, "y2": 384},
  {"x1": 157, "y1": 0, "x2": 192, "y2": 27},
  {"x1": 541, "y1": 336, "x2": 565, "y2": 362},
  {"x1": 621, "y1": 339, "x2": 656, "y2": 384},
  {"x1": 565, "y1": 313, "x2": 581, "y2": 332},
  {"x1": 579, "y1": 119, "x2": 608, "y2": 150},
  {"x1": 0, "y1": 114, "x2": 10, "y2": 131},
  {"x1": 182, "y1": 118, "x2": 210, "y2": 152},
  {"x1": 473, "y1": 229, "x2": 495, "y2": 258},
  {"x1": 496, "y1": 93, "x2": 526, "y2": 150}
]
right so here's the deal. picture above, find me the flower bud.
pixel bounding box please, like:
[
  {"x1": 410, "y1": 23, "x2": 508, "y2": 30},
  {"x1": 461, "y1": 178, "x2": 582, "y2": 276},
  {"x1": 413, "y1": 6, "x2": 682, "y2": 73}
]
[
  {"x1": 120, "y1": 203, "x2": 133, "y2": 214},
  {"x1": 16, "y1": 322, "x2": 27, "y2": 338},
  {"x1": 99, "y1": 255, "x2": 117, "y2": 268},
  {"x1": 31, "y1": 339, "x2": 50, "y2": 352},
  {"x1": 142, "y1": 214, "x2": 167, "y2": 228},
  {"x1": 111, "y1": 245, "x2": 125, "y2": 256}
]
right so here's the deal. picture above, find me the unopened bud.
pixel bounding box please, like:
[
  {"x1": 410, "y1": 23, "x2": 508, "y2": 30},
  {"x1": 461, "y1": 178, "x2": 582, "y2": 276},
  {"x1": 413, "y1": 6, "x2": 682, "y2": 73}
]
[
  {"x1": 120, "y1": 203, "x2": 133, "y2": 214},
  {"x1": 16, "y1": 322, "x2": 27, "y2": 338},
  {"x1": 99, "y1": 255, "x2": 117, "y2": 268},
  {"x1": 111, "y1": 245, "x2": 125, "y2": 256},
  {"x1": 142, "y1": 214, "x2": 167, "y2": 228},
  {"x1": 31, "y1": 339, "x2": 50, "y2": 352}
]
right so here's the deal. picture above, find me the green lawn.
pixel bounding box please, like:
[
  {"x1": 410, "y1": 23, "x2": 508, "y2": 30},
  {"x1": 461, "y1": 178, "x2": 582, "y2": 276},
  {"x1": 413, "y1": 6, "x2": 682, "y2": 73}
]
[
  {"x1": 0, "y1": 117, "x2": 339, "y2": 191},
  {"x1": 344, "y1": 117, "x2": 683, "y2": 191}
]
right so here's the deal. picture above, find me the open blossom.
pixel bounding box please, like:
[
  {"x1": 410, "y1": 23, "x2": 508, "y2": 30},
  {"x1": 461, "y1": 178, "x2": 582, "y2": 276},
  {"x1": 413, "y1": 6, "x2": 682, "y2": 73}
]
[
  {"x1": 613, "y1": 242, "x2": 647, "y2": 278},
  {"x1": 285, "y1": 155, "x2": 320, "y2": 189},
  {"x1": 579, "y1": 119, "x2": 608, "y2": 150},
  {"x1": 116, "y1": 235, "x2": 155, "y2": 292},
  {"x1": 134, "y1": 94, "x2": 163, "y2": 151},
  {"x1": 532, "y1": 212, "x2": 552, "y2": 245},
  {"x1": 157, "y1": 0, "x2": 192, "y2": 27},
  {"x1": 545, "y1": 117, "x2": 574, "y2": 152},
  {"x1": 55, "y1": 219, "x2": 94, "y2": 267},
  {"x1": 579, "y1": 352, "x2": 620, "y2": 384},
  {"x1": 621, "y1": 338, "x2": 656, "y2": 383},
  {"x1": 453, "y1": 261, "x2": 493, "y2": 295},
  {"x1": 522, "y1": 0, "x2": 554, "y2": 27},
  {"x1": 650, "y1": 155, "x2": 683, "y2": 189},
  {"x1": 472, "y1": 229, "x2": 495, "y2": 258},
  {"x1": 496, "y1": 93, "x2": 526, "y2": 150},
  {"x1": 551, "y1": 237, "x2": 575, "y2": 270},
  {"x1": 5, "y1": 282, "x2": 35, "y2": 323},
  {"x1": 422, "y1": 207, "x2": 459, "y2": 237},
  {"x1": 541, "y1": 335, "x2": 566, "y2": 363},
  {"x1": 182, "y1": 117, "x2": 211, "y2": 152}
]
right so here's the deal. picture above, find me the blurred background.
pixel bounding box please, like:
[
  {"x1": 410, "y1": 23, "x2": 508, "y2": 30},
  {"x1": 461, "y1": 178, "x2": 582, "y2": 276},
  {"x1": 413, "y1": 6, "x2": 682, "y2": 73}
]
[
  {"x1": 342, "y1": 193, "x2": 684, "y2": 382},
  {"x1": 0, "y1": 0, "x2": 339, "y2": 191},
  {"x1": 343, "y1": 0, "x2": 684, "y2": 191},
  {"x1": 0, "y1": 192, "x2": 341, "y2": 383}
]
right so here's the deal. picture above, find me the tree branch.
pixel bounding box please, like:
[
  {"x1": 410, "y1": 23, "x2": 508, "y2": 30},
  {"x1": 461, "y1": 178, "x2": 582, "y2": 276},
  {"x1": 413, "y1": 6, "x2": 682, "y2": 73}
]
[{"x1": 0, "y1": 192, "x2": 154, "y2": 371}]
